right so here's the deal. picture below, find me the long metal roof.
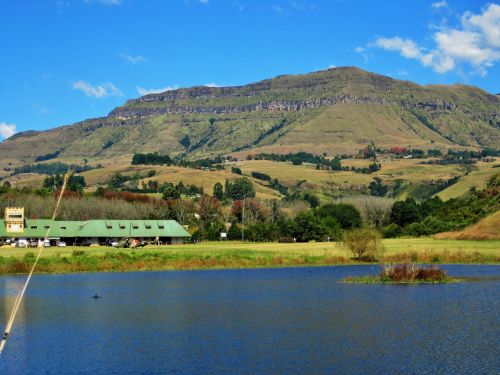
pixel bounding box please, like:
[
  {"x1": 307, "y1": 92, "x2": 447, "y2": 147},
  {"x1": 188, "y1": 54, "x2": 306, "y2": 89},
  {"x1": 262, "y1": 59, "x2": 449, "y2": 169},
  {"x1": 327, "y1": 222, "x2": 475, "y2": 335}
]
[{"x1": 0, "y1": 219, "x2": 190, "y2": 238}]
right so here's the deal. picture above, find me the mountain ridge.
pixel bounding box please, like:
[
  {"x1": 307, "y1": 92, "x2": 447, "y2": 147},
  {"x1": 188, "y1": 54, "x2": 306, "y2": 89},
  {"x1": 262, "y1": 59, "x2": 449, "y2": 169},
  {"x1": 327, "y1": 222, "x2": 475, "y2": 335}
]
[{"x1": 1, "y1": 67, "x2": 498, "y2": 168}]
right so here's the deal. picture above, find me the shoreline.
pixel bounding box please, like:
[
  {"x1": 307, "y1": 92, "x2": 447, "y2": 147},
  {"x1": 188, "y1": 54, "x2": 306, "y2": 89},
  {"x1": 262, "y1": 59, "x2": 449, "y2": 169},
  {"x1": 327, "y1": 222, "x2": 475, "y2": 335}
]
[
  {"x1": 0, "y1": 255, "x2": 498, "y2": 276},
  {"x1": 0, "y1": 238, "x2": 498, "y2": 275},
  {"x1": 1, "y1": 263, "x2": 499, "y2": 277}
]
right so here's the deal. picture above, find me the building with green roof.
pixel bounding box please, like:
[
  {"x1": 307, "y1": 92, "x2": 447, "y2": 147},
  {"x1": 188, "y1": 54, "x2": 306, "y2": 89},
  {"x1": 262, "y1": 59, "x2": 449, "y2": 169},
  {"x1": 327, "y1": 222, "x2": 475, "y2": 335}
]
[{"x1": 1, "y1": 208, "x2": 190, "y2": 246}]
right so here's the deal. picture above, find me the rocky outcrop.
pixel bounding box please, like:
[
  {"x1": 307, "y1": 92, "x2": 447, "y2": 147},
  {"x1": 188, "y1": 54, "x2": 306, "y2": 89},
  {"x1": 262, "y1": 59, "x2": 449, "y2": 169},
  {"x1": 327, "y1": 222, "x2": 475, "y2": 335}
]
[
  {"x1": 109, "y1": 93, "x2": 473, "y2": 119},
  {"x1": 109, "y1": 95, "x2": 394, "y2": 118}
]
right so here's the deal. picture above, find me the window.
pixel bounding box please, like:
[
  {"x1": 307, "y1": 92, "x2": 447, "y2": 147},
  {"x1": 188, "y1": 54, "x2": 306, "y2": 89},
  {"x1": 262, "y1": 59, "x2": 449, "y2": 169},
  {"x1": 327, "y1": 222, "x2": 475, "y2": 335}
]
[
  {"x1": 145, "y1": 224, "x2": 152, "y2": 229},
  {"x1": 44, "y1": 225, "x2": 50, "y2": 229},
  {"x1": 132, "y1": 225, "x2": 139, "y2": 229},
  {"x1": 61, "y1": 226, "x2": 66, "y2": 230},
  {"x1": 31, "y1": 226, "x2": 37, "y2": 229},
  {"x1": 119, "y1": 224, "x2": 125, "y2": 229}
]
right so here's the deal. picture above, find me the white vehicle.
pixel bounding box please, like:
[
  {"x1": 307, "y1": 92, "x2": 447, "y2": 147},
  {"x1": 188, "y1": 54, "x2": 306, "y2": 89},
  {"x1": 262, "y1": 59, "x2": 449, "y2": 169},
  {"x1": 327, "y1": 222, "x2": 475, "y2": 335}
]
[
  {"x1": 17, "y1": 239, "x2": 28, "y2": 248},
  {"x1": 43, "y1": 240, "x2": 51, "y2": 247},
  {"x1": 57, "y1": 241, "x2": 67, "y2": 247}
]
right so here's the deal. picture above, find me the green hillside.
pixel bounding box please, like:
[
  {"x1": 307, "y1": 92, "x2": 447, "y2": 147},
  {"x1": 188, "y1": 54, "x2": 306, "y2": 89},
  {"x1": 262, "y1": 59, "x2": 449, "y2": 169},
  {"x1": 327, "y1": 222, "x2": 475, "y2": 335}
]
[{"x1": 0, "y1": 67, "x2": 499, "y2": 169}]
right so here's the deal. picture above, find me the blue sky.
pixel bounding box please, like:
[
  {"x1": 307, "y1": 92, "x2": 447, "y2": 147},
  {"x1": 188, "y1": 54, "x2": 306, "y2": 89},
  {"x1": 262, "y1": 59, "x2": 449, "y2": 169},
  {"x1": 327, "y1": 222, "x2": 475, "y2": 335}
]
[{"x1": 1, "y1": 0, "x2": 499, "y2": 138}]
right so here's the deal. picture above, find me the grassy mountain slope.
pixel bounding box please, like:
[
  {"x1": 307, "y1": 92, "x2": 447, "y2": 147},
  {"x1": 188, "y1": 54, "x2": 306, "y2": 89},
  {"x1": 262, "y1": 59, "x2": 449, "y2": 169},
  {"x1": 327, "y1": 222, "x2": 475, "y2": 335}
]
[
  {"x1": 435, "y1": 210, "x2": 500, "y2": 240},
  {"x1": 0, "y1": 67, "x2": 499, "y2": 169}
]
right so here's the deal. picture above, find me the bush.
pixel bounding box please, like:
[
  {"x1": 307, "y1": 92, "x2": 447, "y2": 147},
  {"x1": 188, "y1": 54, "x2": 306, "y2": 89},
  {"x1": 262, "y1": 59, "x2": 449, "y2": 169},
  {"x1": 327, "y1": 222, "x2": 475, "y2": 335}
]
[
  {"x1": 420, "y1": 216, "x2": 453, "y2": 235},
  {"x1": 342, "y1": 229, "x2": 384, "y2": 261},
  {"x1": 227, "y1": 222, "x2": 242, "y2": 240},
  {"x1": 405, "y1": 222, "x2": 426, "y2": 237},
  {"x1": 380, "y1": 263, "x2": 448, "y2": 282},
  {"x1": 381, "y1": 223, "x2": 402, "y2": 238},
  {"x1": 205, "y1": 221, "x2": 226, "y2": 241}
]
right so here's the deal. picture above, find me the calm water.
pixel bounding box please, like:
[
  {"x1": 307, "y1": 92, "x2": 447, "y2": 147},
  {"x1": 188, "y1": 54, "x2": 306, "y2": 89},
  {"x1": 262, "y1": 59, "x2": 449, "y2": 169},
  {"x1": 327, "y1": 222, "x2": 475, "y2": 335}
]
[{"x1": 0, "y1": 265, "x2": 498, "y2": 374}]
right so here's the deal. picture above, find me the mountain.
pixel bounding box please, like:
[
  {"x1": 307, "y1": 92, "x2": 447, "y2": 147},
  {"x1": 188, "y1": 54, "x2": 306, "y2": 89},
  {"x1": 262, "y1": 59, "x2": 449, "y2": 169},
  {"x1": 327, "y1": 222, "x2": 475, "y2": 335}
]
[{"x1": 1, "y1": 67, "x2": 499, "y2": 167}]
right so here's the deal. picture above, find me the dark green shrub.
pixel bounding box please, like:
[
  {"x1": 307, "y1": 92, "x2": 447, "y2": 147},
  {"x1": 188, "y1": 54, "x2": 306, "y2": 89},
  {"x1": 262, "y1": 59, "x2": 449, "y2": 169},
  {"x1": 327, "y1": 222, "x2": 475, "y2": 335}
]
[
  {"x1": 316, "y1": 203, "x2": 362, "y2": 229},
  {"x1": 381, "y1": 223, "x2": 402, "y2": 238}
]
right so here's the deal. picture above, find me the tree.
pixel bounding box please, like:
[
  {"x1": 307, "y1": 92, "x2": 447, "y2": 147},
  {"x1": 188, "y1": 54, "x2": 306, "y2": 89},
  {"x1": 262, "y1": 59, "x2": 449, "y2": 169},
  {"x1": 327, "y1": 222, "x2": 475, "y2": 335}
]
[
  {"x1": 147, "y1": 180, "x2": 159, "y2": 191},
  {"x1": 342, "y1": 229, "x2": 384, "y2": 261},
  {"x1": 316, "y1": 203, "x2": 362, "y2": 229},
  {"x1": 94, "y1": 186, "x2": 105, "y2": 197},
  {"x1": 319, "y1": 216, "x2": 341, "y2": 241},
  {"x1": 232, "y1": 198, "x2": 269, "y2": 225},
  {"x1": 197, "y1": 195, "x2": 222, "y2": 228},
  {"x1": 227, "y1": 222, "x2": 242, "y2": 240},
  {"x1": 266, "y1": 200, "x2": 284, "y2": 223},
  {"x1": 67, "y1": 175, "x2": 86, "y2": 193},
  {"x1": 251, "y1": 171, "x2": 271, "y2": 181},
  {"x1": 420, "y1": 196, "x2": 444, "y2": 217},
  {"x1": 162, "y1": 186, "x2": 181, "y2": 200},
  {"x1": 390, "y1": 198, "x2": 420, "y2": 226},
  {"x1": 369, "y1": 177, "x2": 387, "y2": 197},
  {"x1": 169, "y1": 199, "x2": 193, "y2": 224},
  {"x1": 205, "y1": 220, "x2": 226, "y2": 241},
  {"x1": 330, "y1": 157, "x2": 342, "y2": 170},
  {"x1": 303, "y1": 193, "x2": 320, "y2": 208},
  {"x1": 213, "y1": 182, "x2": 224, "y2": 200},
  {"x1": 225, "y1": 178, "x2": 255, "y2": 200},
  {"x1": 231, "y1": 166, "x2": 242, "y2": 175},
  {"x1": 292, "y1": 211, "x2": 326, "y2": 242},
  {"x1": 108, "y1": 173, "x2": 128, "y2": 191}
]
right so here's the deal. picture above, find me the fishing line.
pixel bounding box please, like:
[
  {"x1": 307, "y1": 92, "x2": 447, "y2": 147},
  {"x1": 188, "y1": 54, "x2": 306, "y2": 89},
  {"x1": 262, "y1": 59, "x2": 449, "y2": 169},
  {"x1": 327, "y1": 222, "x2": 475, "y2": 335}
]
[{"x1": 0, "y1": 169, "x2": 71, "y2": 354}]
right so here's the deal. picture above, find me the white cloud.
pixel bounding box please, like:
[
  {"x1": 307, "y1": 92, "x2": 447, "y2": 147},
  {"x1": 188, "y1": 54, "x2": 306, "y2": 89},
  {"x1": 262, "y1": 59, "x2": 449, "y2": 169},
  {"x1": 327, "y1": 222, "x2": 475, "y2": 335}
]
[
  {"x1": 73, "y1": 81, "x2": 123, "y2": 98},
  {"x1": 375, "y1": 37, "x2": 423, "y2": 59},
  {"x1": 431, "y1": 1, "x2": 447, "y2": 9},
  {"x1": 369, "y1": 4, "x2": 500, "y2": 76},
  {"x1": 85, "y1": 0, "x2": 122, "y2": 5},
  {"x1": 463, "y1": 3, "x2": 500, "y2": 48},
  {"x1": 290, "y1": 1, "x2": 317, "y2": 12},
  {"x1": 136, "y1": 85, "x2": 179, "y2": 95},
  {"x1": 0, "y1": 122, "x2": 16, "y2": 139},
  {"x1": 272, "y1": 5, "x2": 285, "y2": 15},
  {"x1": 204, "y1": 82, "x2": 221, "y2": 87},
  {"x1": 119, "y1": 52, "x2": 147, "y2": 64}
]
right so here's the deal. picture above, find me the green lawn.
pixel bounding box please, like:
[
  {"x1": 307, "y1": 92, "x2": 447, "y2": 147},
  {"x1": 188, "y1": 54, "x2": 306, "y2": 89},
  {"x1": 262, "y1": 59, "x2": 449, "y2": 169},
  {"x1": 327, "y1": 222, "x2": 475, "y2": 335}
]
[{"x1": 1, "y1": 238, "x2": 498, "y2": 260}]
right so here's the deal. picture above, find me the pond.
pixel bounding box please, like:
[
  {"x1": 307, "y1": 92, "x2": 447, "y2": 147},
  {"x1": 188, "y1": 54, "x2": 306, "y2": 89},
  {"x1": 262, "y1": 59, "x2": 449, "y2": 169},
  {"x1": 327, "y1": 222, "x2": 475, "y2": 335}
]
[{"x1": 0, "y1": 265, "x2": 498, "y2": 374}]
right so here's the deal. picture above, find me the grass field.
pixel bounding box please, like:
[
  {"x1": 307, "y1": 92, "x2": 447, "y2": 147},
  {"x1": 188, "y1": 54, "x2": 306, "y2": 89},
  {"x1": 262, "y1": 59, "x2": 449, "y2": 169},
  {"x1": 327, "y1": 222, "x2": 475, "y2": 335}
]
[
  {"x1": 7, "y1": 155, "x2": 498, "y2": 202},
  {"x1": 0, "y1": 238, "x2": 498, "y2": 275},
  {"x1": 436, "y1": 162, "x2": 499, "y2": 200}
]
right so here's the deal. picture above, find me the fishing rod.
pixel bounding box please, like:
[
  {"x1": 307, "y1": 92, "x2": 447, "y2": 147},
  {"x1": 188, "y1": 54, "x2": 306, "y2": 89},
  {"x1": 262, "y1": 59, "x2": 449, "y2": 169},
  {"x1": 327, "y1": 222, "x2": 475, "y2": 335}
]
[{"x1": 0, "y1": 169, "x2": 71, "y2": 354}]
